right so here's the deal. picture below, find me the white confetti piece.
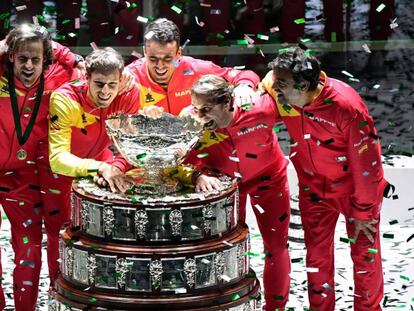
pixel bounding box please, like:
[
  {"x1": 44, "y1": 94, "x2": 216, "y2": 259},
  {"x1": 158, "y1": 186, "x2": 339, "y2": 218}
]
[
  {"x1": 254, "y1": 204, "x2": 265, "y2": 214},
  {"x1": 341, "y1": 70, "x2": 354, "y2": 78},
  {"x1": 137, "y1": 16, "x2": 148, "y2": 23},
  {"x1": 75, "y1": 17, "x2": 80, "y2": 29},
  {"x1": 16, "y1": 5, "x2": 27, "y2": 11},
  {"x1": 270, "y1": 26, "x2": 279, "y2": 33},
  {"x1": 229, "y1": 156, "x2": 240, "y2": 162},
  {"x1": 362, "y1": 44, "x2": 371, "y2": 53},
  {"x1": 195, "y1": 16, "x2": 205, "y2": 27},
  {"x1": 145, "y1": 30, "x2": 155, "y2": 40}
]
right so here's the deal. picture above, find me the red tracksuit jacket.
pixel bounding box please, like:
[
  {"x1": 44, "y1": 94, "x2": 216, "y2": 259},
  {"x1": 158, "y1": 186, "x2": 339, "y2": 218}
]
[
  {"x1": 262, "y1": 71, "x2": 387, "y2": 221},
  {"x1": 183, "y1": 92, "x2": 288, "y2": 184},
  {"x1": 126, "y1": 55, "x2": 260, "y2": 115},
  {"x1": 0, "y1": 43, "x2": 78, "y2": 171},
  {"x1": 48, "y1": 80, "x2": 140, "y2": 177}
]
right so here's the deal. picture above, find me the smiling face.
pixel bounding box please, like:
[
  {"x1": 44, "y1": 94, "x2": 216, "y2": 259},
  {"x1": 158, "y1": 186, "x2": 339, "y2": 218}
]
[
  {"x1": 86, "y1": 70, "x2": 120, "y2": 108},
  {"x1": 191, "y1": 94, "x2": 233, "y2": 131},
  {"x1": 144, "y1": 40, "x2": 181, "y2": 86},
  {"x1": 9, "y1": 40, "x2": 44, "y2": 88},
  {"x1": 272, "y1": 68, "x2": 309, "y2": 107}
]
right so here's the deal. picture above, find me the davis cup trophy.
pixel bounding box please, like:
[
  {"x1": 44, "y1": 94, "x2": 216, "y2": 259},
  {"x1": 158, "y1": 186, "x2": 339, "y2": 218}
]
[{"x1": 50, "y1": 113, "x2": 260, "y2": 310}]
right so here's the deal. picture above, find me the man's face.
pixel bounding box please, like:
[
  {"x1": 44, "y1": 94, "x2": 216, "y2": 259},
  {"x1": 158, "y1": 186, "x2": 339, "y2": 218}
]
[
  {"x1": 272, "y1": 68, "x2": 306, "y2": 107},
  {"x1": 144, "y1": 40, "x2": 181, "y2": 86},
  {"x1": 9, "y1": 40, "x2": 44, "y2": 88},
  {"x1": 86, "y1": 70, "x2": 120, "y2": 108},
  {"x1": 191, "y1": 94, "x2": 232, "y2": 131}
]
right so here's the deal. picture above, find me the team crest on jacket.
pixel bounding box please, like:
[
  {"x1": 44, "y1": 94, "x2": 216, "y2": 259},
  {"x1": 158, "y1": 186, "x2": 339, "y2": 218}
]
[
  {"x1": 196, "y1": 130, "x2": 229, "y2": 150},
  {"x1": 139, "y1": 86, "x2": 165, "y2": 108}
]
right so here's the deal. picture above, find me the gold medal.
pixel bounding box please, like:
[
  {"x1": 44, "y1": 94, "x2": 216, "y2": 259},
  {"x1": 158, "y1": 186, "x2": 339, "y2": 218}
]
[{"x1": 16, "y1": 148, "x2": 27, "y2": 160}]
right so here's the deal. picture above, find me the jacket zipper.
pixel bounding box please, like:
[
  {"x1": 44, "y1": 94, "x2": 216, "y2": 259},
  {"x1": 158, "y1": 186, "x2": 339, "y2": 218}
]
[
  {"x1": 224, "y1": 128, "x2": 242, "y2": 185},
  {"x1": 85, "y1": 110, "x2": 103, "y2": 158}
]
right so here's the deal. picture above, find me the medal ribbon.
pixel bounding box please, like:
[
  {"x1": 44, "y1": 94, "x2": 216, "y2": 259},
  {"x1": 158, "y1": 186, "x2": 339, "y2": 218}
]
[{"x1": 8, "y1": 70, "x2": 45, "y2": 146}]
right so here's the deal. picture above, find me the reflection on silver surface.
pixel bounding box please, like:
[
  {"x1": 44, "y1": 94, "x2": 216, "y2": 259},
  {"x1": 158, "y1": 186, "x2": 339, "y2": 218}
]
[
  {"x1": 125, "y1": 258, "x2": 151, "y2": 292},
  {"x1": 106, "y1": 113, "x2": 203, "y2": 194},
  {"x1": 95, "y1": 255, "x2": 117, "y2": 289},
  {"x1": 112, "y1": 207, "x2": 135, "y2": 241},
  {"x1": 195, "y1": 253, "x2": 216, "y2": 289},
  {"x1": 161, "y1": 258, "x2": 186, "y2": 292},
  {"x1": 73, "y1": 248, "x2": 88, "y2": 284},
  {"x1": 214, "y1": 252, "x2": 225, "y2": 281}
]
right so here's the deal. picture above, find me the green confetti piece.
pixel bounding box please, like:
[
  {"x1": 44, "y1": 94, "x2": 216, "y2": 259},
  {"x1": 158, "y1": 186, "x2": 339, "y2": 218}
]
[
  {"x1": 294, "y1": 18, "x2": 305, "y2": 24},
  {"x1": 244, "y1": 272, "x2": 256, "y2": 278},
  {"x1": 331, "y1": 32, "x2": 337, "y2": 42},
  {"x1": 230, "y1": 293, "x2": 240, "y2": 301},
  {"x1": 323, "y1": 99, "x2": 334, "y2": 104},
  {"x1": 237, "y1": 39, "x2": 248, "y2": 45},
  {"x1": 24, "y1": 107, "x2": 32, "y2": 111},
  {"x1": 245, "y1": 251, "x2": 261, "y2": 257},
  {"x1": 62, "y1": 19, "x2": 71, "y2": 25},
  {"x1": 88, "y1": 297, "x2": 97, "y2": 303},
  {"x1": 130, "y1": 197, "x2": 140, "y2": 203},
  {"x1": 273, "y1": 295, "x2": 284, "y2": 300},
  {"x1": 278, "y1": 48, "x2": 290, "y2": 54},
  {"x1": 367, "y1": 248, "x2": 378, "y2": 254},
  {"x1": 171, "y1": 5, "x2": 182, "y2": 14},
  {"x1": 382, "y1": 233, "x2": 394, "y2": 239},
  {"x1": 339, "y1": 237, "x2": 355, "y2": 244},
  {"x1": 168, "y1": 169, "x2": 179, "y2": 176},
  {"x1": 376, "y1": 3, "x2": 386, "y2": 12},
  {"x1": 215, "y1": 33, "x2": 224, "y2": 39},
  {"x1": 36, "y1": 14, "x2": 45, "y2": 22},
  {"x1": 197, "y1": 153, "x2": 209, "y2": 158},
  {"x1": 257, "y1": 34, "x2": 269, "y2": 40},
  {"x1": 3, "y1": 19, "x2": 9, "y2": 29},
  {"x1": 273, "y1": 126, "x2": 280, "y2": 133},
  {"x1": 49, "y1": 188, "x2": 61, "y2": 194},
  {"x1": 136, "y1": 153, "x2": 147, "y2": 160},
  {"x1": 0, "y1": 13, "x2": 11, "y2": 20},
  {"x1": 400, "y1": 275, "x2": 409, "y2": 281},
  {"x1": 300, "y1": 38, "x2": 311, "y2": 43},
  {"x1": 389, "y1": 219, "x2": 398, "y2": 225},
  {"x1": 282, "y1": 104, "x2": 292, "y2": 112},
  {"x1": 87, "y1": 168, "x2": 99, "y2": 173},
  {"x1": 304, "y1": 49, "x2": 316, "y2": 56},
  {"x1": 241, "y1": 103, "x2": 252, "y2": 110},
  {"x1": 358, "y1": 121, "x2": 368, "y2": 127},
  {"x1": 23, "y1": 236, "x2": 29, "y2": 244},
  {"x1": 19, "y1": 201, "x2": 25, "y2": 206}
]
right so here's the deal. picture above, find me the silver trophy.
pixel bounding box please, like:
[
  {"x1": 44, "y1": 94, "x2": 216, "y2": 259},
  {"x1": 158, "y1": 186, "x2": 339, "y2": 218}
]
[{"x1": 106, "y1": 113, "x2": 204, "y2": 195}]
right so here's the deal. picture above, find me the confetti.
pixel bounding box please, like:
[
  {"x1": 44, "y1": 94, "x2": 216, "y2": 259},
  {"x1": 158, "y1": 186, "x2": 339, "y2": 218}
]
[
  {"x1": 171, "y1": 5, "x2": 182, "y2": 14},
  {"x1": 269, "y1": 26, "x2": 279, "y2": 33},
  {"x1": 75, "y1": 17, "x2": 80, "y2": 29},
  {"x1": 341, "y1": 70, "x2": 354, "y2": 78},
  {"x1": 257, "y1": 34, "x2": 269, "y2": 40},
  {"x1": 145, "y1": 30, "x2": 155, "y2": 40},
  {"x1": 229, "y1": 156, "x2": 240, "y2": 162},
  {"x1": 362, "y1": 44, "x2": 371, "y2": 53},
  {"x1": 197, "y1": 153, "x2": 209, "y2": 158},
  {"x1": 294, "y1": 18, "x2": 305, "y2": 24},
  {"x1": 254, "y1": 204, "x2": 265, "y2": 214},
  {"x1": 137, "y1": 16, "x2": 148, "y2": 23},
  {"x1": 23, "y1": 236, "x2": 29, "y2": 244},
  {"x1": 210, "y1": 9, "x2": 221, "y2": 15},
  {"x1": 376, "y1": 3, "x2": 386, "y2": 12},
  {"x1": 16, "y1": 5, "x2": 27, "y2": 11},
  {"x1": 367, "y1": 248, "x2": 378, "y2": 254},
  {"x1": 90, "y1": 42, "x2": 98, "y2": 50},
  {"x1": 195, "y1": 16, "x2": 205, "y2": 27}
]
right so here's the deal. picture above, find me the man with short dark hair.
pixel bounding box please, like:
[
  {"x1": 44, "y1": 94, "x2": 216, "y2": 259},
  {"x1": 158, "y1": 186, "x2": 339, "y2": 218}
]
[
  {"x1": 48, "y1": 47, "x2": 140, "y2": 192},
  {"x1": 262, "y1": 46, "x2": 387, "y2": 311},
  {"x1": 127, "y1": 18, "x2": 260, "y2": 115},
  {"x1": 0, "y1": 23, "x2": 80, "y2": 310}
]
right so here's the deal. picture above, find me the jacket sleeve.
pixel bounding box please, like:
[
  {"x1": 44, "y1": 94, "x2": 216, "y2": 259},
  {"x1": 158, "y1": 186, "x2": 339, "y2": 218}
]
[
  {"x1": 343, "y1": 109, "x2": 384, "y2": 221},
  {"x1": 191, "y1": 58, "x2": 260, "y2": 89},
  {"x1": 49, "y1": 91, "x2": 103, "y2": 177},
  {"x1": 52, "y1": 41, "x2": 76, "y2": 68}
]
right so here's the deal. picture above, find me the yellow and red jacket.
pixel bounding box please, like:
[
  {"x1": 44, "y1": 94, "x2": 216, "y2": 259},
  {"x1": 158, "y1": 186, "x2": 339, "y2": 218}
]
[
  {"x1": 182, "y1": 92, "x2": 288, "y2": 187},
  {"x1": 48, "y1": 80, "x2": 140, "y2": 177},
  {"x1": 261, "y1": 71, "x2": 387, "y2": 221},
  {"x1": 126, "y1": 55, "x2": 260, "y2": 115},
  {"x1": 0, "y1": 42, "x2": 79, "y2": 172}
]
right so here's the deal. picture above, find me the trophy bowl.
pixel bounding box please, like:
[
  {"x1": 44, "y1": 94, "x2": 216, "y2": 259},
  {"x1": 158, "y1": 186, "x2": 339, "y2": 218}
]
[{"x1": 106, "y1": 113, "x2": 204, "y2": 195}]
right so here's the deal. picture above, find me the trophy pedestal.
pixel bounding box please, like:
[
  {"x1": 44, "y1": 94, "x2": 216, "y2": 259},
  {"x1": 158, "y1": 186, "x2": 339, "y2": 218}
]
[{"x1": 49, "y1": 179, "x2": 260, "y2": 310}]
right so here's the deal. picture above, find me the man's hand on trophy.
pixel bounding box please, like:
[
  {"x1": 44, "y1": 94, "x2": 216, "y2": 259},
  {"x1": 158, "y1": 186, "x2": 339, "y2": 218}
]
[
  {"x1": 195, "y1": 174, "x2": 222, "y2": 192},
  {"x1": 95, "y1": 163, "x2": 133, "y2": 193},
  {"x1": 139, "y1": 106, "x2": 164, "y2": 118}
]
